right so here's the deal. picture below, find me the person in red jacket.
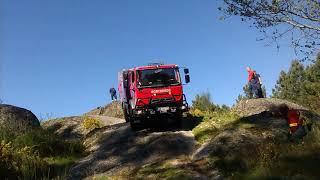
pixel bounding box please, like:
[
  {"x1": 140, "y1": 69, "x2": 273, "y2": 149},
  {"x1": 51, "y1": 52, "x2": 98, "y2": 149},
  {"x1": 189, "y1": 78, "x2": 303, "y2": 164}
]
[
  {"x1": 278, "y1": 104, "x2": 307, "y2": 140},
  {"x1": 246, "y1": 67, "x2": 262, "y2": 98}
]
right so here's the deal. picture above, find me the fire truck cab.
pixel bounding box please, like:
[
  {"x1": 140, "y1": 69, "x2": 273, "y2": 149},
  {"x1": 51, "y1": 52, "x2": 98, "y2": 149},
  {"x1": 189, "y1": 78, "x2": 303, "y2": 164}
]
[{"x1": 118, "y1": 63, "x2": 190, "y2": 129}]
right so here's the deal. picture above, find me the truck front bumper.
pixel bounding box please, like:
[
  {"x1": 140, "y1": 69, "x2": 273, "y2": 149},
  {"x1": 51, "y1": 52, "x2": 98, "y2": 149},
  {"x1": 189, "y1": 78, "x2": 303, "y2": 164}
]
[{"x1": 132, "y1": 105, "x2": 188, "y2": 117}]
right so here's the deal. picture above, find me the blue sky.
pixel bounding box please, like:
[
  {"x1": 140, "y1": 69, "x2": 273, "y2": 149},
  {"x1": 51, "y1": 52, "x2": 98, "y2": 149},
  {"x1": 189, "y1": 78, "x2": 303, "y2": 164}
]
[{"x1": 1, "y1": 0, "x2": 297, "y2": 118}]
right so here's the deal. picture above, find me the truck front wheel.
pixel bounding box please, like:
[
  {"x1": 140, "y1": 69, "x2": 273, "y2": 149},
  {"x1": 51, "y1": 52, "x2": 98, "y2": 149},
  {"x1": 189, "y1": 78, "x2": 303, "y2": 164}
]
[{"x1": 129, "y1": 118, "x2": 141, "y2": 130}]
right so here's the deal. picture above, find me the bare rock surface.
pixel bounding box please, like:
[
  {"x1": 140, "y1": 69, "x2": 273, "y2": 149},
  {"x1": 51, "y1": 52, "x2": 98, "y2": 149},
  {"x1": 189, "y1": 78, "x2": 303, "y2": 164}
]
[
  {"x1": 42, "y1": 115, "x2": 125, "y2": 141},
  {"x1": 0, "y1": 104, "x2": 40, "y2": 134},
  {"x1": 233, "y1": 98, "x2": 307, "y2": 117},
  {"x1": 85, "y1": 101, "x2": 124, "y2": 118},
  {"x1": 69, "y1": 126, "x2": 196, "y2": 179},
  {"x1": 42, "y1": 101, "x2": 125, "y2": 140},
  {"x1": 192, "y1": 116, "x2": 289, "y2": 161}
]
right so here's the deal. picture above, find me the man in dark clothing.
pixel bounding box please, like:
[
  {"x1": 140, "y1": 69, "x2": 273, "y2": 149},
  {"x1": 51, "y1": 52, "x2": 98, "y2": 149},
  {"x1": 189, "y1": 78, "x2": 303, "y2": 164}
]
[
  {"x1": 109, "y1": 87, "x2": 117, "y2": 101},
  {"x1": 246, "y1": 67, "x2": 255, "y2": 98},
  {"x1": 253, "y1": 71, "x2": 264, "y2": 98},
  {"x1": 246, "y1": 67, "x2": 264, "y2": 98},
  {"x1": 246, "y1": 67, "x2": 261, "y2": 98}
]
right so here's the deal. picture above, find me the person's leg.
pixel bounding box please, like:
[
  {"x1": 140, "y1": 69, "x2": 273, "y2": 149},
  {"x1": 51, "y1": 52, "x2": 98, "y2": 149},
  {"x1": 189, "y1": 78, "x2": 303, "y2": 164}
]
[
  {"x1": 258, "y1": 87, "x2": 263, "y2": 98},
  {"x1": 111, "y1": 94, "x2": 114, "y2": 100},
  {"x1": 248, "y1": 82, "x2": 253, "y2": 98},
  {"x1": 252, "y1": 84, "x2": 259, "y2": 98}
]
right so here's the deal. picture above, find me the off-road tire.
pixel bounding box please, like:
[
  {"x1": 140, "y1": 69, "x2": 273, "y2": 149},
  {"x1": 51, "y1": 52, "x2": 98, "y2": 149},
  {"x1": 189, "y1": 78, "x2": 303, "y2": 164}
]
[
  {"x1": 130, "y1": 120, "x2": 141, "y2": 131},
  {"x1": 122, "y1": 104, "x2": 130, "y2": 123}
]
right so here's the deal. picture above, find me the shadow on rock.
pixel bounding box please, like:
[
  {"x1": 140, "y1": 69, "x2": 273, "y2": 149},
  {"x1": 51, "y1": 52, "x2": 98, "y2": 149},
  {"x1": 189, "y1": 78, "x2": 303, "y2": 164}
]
[
  {"x1": 138, "y1": 115, "x2": 204, "y2": 133},
  {"x1": 68, "y1": 122, "x2": 196, "y2": 179}
]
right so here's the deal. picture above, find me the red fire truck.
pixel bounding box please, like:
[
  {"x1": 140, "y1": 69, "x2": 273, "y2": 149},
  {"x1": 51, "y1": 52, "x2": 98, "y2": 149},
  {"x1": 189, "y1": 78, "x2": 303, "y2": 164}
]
[{"x1": 118, "y1": 63, "x2": 190, "y2": 129}]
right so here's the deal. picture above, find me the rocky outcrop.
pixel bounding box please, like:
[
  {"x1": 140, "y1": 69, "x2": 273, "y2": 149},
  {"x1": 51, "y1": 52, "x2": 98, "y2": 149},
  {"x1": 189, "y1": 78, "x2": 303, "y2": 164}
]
[
  {"x1": 232, "y1": 98, "x2": 308, "y2": 117},
  {"x1": 85, "y1": 101, "x2": 123, "y2": 118},
  {"x1": 193, "y1": 98, "x2": 320, "y2": 169},
  {"x1": 0, "y1": 104, "x2": 40, "y2": 134},
  {"x1": 42, "y1": 116, "x2": 85, "y2": 140},
  {"x1": 42, "y1": 116, "x2": 125, "y2": 141}
]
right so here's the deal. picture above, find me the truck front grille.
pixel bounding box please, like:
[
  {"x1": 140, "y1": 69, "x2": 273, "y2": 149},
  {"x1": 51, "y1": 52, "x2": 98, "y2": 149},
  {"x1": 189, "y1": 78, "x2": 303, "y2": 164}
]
[{"x1": 151, "y1": 98, "x2": 174, "y2": 104}]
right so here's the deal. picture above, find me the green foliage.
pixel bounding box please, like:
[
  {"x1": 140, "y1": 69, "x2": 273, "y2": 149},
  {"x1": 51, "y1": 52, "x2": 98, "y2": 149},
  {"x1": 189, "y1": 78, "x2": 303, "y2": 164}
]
[
  {"x1": 0, "y1": 140, "x2": 49, "y2": 179},
  {"x1": 0, "y1": 127, "x2": 84, "y2": 179},
  {"x1": 192, "y1": 92, "x2": 230, "y2": 113},
  {"x1": 272, "y1": 55, "x2": 320, "y2": 114},
  {"x1": 220, "y1": 0, "x2": 320, "y2": 60},
  {"x1": 192, "y1": 92, "x2": 217, "y2": 112}
]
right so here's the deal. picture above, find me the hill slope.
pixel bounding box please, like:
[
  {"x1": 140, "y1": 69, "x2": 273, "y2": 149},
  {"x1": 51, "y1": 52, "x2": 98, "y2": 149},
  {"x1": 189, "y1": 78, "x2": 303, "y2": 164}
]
[{"x1": 43, "y1": 98, "x2": 320, "y2": 179}]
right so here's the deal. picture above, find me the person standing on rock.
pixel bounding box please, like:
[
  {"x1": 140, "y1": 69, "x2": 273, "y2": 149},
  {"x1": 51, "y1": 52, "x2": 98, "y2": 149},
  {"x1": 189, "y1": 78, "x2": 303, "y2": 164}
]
[
  {"x1": 253, "y1": 70, "x2": 264, "y2": 98},
  {"x1": 246, "y1": 67, "x2": 264, "y2": 98},
  {"x1": 246, "y1": 67, "x2": 258, "y2": 98},
  {"x1": 109, "y1": 87, "x2": 117, "y2": 101}
]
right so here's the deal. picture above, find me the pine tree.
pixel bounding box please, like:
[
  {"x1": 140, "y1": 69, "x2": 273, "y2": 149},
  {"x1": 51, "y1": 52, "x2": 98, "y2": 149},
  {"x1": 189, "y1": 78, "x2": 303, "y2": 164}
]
[
  {"x1": 192, "y1": 92, "x2": 217, "y2": 112},
  {"x1": 272, "y1": 60, "x2": 306, "y2": 102},
  {"x1": 272, "y1": 55, "x2": 320, "y2": 113},
  {"x1": 303, "y1": 55, "x2": 320, "y2": 113}
]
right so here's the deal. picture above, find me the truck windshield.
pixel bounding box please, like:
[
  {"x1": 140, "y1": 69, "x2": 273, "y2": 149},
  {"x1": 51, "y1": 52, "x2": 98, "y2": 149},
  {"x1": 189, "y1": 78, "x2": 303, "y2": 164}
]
[{"x1": 137, "y1": 68, "x2": 180, "y2": 87}]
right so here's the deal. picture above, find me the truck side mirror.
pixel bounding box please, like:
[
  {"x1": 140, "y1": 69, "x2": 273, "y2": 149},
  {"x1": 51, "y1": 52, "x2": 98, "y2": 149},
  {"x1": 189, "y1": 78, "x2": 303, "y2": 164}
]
[
  {"x1": 184, "y1": 68, "x2": 189, "y2": 74},
  {"x1": 185, "y1": 75, "x2": 190, "y2": 83}
]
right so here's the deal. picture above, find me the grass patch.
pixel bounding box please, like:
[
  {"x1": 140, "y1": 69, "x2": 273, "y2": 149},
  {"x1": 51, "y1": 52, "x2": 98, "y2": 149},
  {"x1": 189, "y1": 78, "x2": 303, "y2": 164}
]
[
  {"x1": 206, "y1": 120, "x2": 320, "y2": 179},
  {"x1": 0, "y1": 127, "x2": 85, "y2": 179},
  {"x1": 135, "y1": 162, "x2": 193, "y2": 180},
  {"x1": 191, "y1": 109, "x2": 239, "y2": 143}
]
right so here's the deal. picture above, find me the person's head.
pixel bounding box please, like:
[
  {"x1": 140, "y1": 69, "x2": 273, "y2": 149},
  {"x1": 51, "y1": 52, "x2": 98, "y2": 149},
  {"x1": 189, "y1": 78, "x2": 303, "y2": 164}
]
[
  {"x1": 278, "y1": 104, "x2": 289, "y2": 118},
  {"x1": 246, "y1": 67, "x2": 251, "y2": 71}
]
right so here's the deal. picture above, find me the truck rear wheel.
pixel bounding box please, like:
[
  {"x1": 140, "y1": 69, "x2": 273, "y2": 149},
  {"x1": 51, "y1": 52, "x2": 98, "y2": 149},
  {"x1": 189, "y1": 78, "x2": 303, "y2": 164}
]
[{"x1": 122, "y1": 104, "x2": 130, "y2": 123}]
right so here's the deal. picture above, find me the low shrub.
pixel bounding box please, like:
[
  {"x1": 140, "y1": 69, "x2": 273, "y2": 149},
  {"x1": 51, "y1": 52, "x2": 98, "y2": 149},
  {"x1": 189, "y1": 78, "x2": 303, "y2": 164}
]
[
  {"x1": 0, "y1": 127, "x2": 85, "y2": 179},
  {"x1": 82, "y1": 116, "x2": 102, "y2": 130},
  {"x1": 0, "y1": 140, "x2": 49, "y2": 179}
]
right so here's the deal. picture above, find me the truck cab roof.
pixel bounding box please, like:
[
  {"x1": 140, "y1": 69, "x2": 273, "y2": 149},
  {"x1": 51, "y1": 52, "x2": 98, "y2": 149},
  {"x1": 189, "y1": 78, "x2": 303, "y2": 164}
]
[{"x1": 131, "y1": 64, "x2": 178, "y2": 71}]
